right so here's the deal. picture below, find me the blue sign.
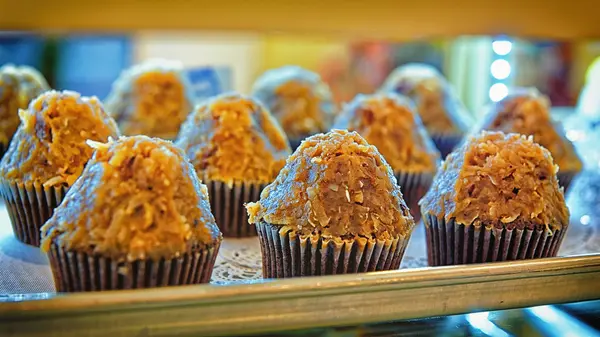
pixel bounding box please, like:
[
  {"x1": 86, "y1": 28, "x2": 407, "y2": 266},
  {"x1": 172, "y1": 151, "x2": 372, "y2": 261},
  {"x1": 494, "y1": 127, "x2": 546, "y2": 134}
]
[{"x1": 186, "y1": 66, "x2": 232, "y2": 100}]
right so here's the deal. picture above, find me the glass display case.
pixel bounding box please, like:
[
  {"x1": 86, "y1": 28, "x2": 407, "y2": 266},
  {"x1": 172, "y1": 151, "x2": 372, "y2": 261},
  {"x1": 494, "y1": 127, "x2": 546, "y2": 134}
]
[{"x1": 1, "y1": 2, "x2": 600, "y2": 336}]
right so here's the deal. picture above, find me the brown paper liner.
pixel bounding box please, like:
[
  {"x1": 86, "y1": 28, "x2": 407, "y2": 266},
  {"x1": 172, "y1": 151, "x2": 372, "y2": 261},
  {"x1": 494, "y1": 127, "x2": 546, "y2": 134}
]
[
  {"x1": 430, "y1": 132, "x2": 463, "y2": 158},
  {"x1": 48, "y1": 241, "x2": 221, "y2": 292},
  {"x1": 395, "y1": 171, "x2": 433, "y2": 222},
  {"x1": 557, "y1": 171, "x2": 578, "y2": 194},
  {"x1": 205, "y1": 179, "x2": 266, "y2": 237},
  {"x1": 256, "y1": 222, "x2": 410, "y2": 278},
  {"x1": 423, "y1": 214, "x2": 567, "y2": 266},
  {"x1": 0, "y1": 179, "x2": 67, "y2": 247}
]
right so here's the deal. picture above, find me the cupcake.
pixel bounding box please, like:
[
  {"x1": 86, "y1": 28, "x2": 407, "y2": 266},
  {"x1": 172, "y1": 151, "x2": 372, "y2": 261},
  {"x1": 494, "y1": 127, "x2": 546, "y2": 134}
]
[
  {"x1": 251, "y1": 66, "x2": 336, "y2": 149},
  {"x1": 474, "y1": 88, "x2": 583, "y2": 192},
  {"x1": 246, "y1": 129, "x2": 415, "y2": 278},
  {"x1": 379, "y1": 63, "x2": 471, "y2": 157},
  {"x1": 105, "y1": 59, "x2": 195, "y2": 139},
  {"x1": 0, "y1": 90, "x2": 120, "y2": 246},
  {"x1": 176, "y1": 93, "x2": 291, "y2": 237},
  {"x1": 0, "y1": 64, "x2": 50, "y2": 159},
  {"x1": 333, "y1": 93, "x2": 440, "y2": 221},
  {"x1": 420, "y1": 131, "x2": 570, "y2": 266},
  {"x1": 41, "y1": 136, "x2": 222, "y2": 292}
]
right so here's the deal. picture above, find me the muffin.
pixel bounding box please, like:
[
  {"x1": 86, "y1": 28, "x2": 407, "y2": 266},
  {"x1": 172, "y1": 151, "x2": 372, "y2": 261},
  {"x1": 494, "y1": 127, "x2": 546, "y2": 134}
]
[
  {"x1": 420, "y1": 131, "x2": 569, "y2": 266},
  {"x1": 41, "y1": 136, "x2": 222, "y2": 292},
  {"x1": 333, "y1": 93, "x2": 440, "y2": 221},
  {"x1": 246, "y1": 129, "x2": 415, "y2": 278},
  {"x1": 176, "y1": 93, "x2": 291, "y2": 237},
  {"x1": 105, "y1": 59, "x2": 195, "y2": 139},
  {"x1": 474, "y1": 88, "x2": 583, "y2": 192},
  {"x1": 379, "y1": 63, "x2": 471, "y2": 157},
  {"x1": 251, "y1": 66, "x2": 336, "y2": 149},
  {"x1": 0, "y1": 90, "x2": 120, "y2": 246},
  {"x1": 0, "y1": 64, "x2": 50, "y2": 158}
]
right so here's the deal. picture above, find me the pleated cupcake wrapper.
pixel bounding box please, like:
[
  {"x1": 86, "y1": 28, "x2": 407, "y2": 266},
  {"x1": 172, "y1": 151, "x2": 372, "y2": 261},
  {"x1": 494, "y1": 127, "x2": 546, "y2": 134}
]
[
  {"x1": 395, "y1": 171, "x2": 434, "y2": 222},
  {"x1": 256, "y1": 222, "x2": 410, "y2": 278},
  {"x1": 557, "y1": 171, "x2": 578, "y2": 194},
  {"x1": 205, "y1": 179, "x2": 266, "y2": 237},
  {"x1": 0, "y1": 179, "x2": 67, "y2": 247},
  {"x1": 424, "y1": 214, "x2": 567, "y2": 266},
  {"x1": 48, "y1": 241, "x2": 221, "y2": 292},
  {"x1": 430, "y1": 132, "x2": 464, "y2": 158}
]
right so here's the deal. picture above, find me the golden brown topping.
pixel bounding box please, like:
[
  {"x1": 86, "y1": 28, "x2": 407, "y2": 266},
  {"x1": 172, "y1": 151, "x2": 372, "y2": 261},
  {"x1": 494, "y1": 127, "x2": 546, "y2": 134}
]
[
  {"x1": 0, "y1": 65, "x2": 49, "y2": 144},
  {"x1": 476, "y1": 88, "x2": 582, "y2": 172},
  {"x1": 246, "y1": 129, "x2": 414, "y2": 240},
  {"x1": 380, "y1": 63, "x2": 470, "y2": 134},
  {"x1": 333, "y1": 93, "x2": 440, "y2": 173},
  {"x1": 0, "y1": 90, "x2": 120, "y2": 186},
  {"x1": 176, "y1": 93, "x2": 291, "y2": 185},
  {"x1": 420, "y1": 131, "x2": 569, "y2": 231},
  {"x1": 105, "y1": 60, "x2": 195, "y2": 139},
  {"x1": 41, "y1": 136, "x2": 221, "y2": 261},
  {"x1": 252, "y1": 66, "x2": 335, "y2": 139}
]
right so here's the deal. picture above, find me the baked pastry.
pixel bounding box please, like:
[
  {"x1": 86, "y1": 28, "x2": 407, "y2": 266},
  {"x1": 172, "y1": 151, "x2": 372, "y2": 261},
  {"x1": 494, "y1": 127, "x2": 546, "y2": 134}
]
[
  {"x1": 41, "y1": 136, "x2": 221, "y2": 292},
  {"x1": 105, "y1": 59, "x2": 195, "y2": 139},
  {"x1": 247, "y1": 129, "x2": 415, "y2": 278},
  {"x1": 0, "y1": 90, "x2": 120, "y2": 246},
  {"x1": 379, "y1": 63, "x2": 471, "y2": 157},
  {"x1": 251, "y1": 66, "x2": 335, "y2": 149},
  {"x1": 420, "y1": 131, "x2": 569, "y2": 266},
  {"x1": 176, "y1": 93, "x2": 291, "y2": 237},
  {"x1": 333, "y1": 93, "x2": 440, "y2": 221},
  {"x1": 475, "y1": 88, "x2": 582, "y2": 192},
  {"x1": 0, "y1": 64, "x2": 50, "y2": 158}
]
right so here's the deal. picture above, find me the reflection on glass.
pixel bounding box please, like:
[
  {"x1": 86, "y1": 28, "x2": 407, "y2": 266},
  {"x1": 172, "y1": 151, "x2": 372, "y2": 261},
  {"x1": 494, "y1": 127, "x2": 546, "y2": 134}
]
[
  {"x1": 527, "y1": 305, "x2": 600, "y2": 337},
  {"x1": 466, "y1": 311, "x2": 511, "y2": 337}
]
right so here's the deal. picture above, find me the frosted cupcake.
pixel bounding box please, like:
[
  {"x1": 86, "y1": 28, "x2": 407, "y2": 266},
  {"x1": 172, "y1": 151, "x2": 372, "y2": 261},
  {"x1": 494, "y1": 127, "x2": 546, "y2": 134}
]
[
  {"x1": 41, "y1": 136, "x2": 222, "y2": 292},
  {"x1": 0, "y1": 64, "x2": 50, "y2": 158},
  {"x1": 420, "y1": 131, "x2": 569, "y2": 266},
  {"x1": 105, "y1": 59, "x2": 195, "y2": 139},
  {"x1": 0, "y1": 90, "x2": 119, "y2": 246},
  {"x1": 252, "y1": 66, "x2": 335, "y2": 149},
  {"x1": 380, "y1": 63, "x2": 471, "y2": 157},
  {"x1": 176, "y1": 93, "x2": 291, "y2": 237},
  {"x1": 247, "y1": 130, "x2": 415, "y2": 278},
  {"x1": 333, "y1": 93, "x2": 440, "y2": 221}
]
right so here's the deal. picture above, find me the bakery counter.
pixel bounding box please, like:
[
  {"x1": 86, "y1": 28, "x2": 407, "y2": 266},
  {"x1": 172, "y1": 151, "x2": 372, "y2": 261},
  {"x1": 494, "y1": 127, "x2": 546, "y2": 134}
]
[
  {"x1": 1, "y1": 111, "x2": 600, "y2": 336},
  {"x1": 0, "y1": 167, "x2": 599, "y2": 336}
]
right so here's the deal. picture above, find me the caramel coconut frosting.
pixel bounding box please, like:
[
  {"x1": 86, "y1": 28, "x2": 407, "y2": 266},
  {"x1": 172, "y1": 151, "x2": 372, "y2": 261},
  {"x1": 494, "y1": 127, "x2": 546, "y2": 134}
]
[
  {"x1": 420, "y1": 131, "x2": 569, "y2": 231},
  {"x1": 41, "y1": 136, "x2": 221, "y2": 261},
  {"x1": 0, "y1": 90, "x2": 120, "y2": 187},
  {"x1": 252, "y1": 66, "x2": 335, "y2": 141},
  {"x1": 247, "y1": 129, "x2": 414, "y2": 240},
  {"x1": 176, "y1": 93, "x2": 291, "y2": 185},
  {"x1": 0, "y1": 64, "x2": 50, "y2": 146},
  {"x1": 476, "y1": 88, "x2": 582, "y2": 173},
  {"x1": 105, "y1": 59, "x2": 195, "y2": 139},
  {"x1": 380, "y1": 63, "x2": 470, "y2": 134},
  {"x1": 333, "y1": 93, "x2": 439, "y2": 173}
]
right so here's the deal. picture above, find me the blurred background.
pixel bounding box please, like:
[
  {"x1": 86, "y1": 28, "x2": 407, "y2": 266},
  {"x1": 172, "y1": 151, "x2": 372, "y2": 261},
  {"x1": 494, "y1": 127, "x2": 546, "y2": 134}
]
[{"x1": 3, "y1": 31, "x2": 600, "y2": 119}]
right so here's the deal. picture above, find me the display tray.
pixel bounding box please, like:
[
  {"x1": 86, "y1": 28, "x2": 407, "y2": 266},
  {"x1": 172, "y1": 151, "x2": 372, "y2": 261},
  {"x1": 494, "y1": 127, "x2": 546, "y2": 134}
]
[{"x1": 0, "y1": 171, "x2": 599, "y2": 337}]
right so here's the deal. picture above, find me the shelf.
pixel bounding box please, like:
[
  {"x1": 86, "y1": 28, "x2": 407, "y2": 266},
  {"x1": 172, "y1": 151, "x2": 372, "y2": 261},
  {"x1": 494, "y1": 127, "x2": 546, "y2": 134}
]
[
  {"x1": 1, "y1": 0, "x2": 599, "y2": 40},
  {"x1": 1, "y1": 254, "x2": 600, "y2": 337}
]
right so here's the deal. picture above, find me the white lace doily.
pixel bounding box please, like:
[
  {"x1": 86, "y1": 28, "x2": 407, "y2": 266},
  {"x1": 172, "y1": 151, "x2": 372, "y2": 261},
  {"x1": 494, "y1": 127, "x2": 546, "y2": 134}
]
[{"x1": 210, "y1": 226, "x2": 429, "y2": 285}]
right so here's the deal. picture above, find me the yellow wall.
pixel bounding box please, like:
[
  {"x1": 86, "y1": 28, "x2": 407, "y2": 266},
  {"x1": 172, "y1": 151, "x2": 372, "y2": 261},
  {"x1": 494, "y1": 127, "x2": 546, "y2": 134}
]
[
  {"x1": 573, "y1": 40, "x2": 600, "y2": 93},
  {"x1": 260, "y1": 34, "x2": 347, "y2": 74}
]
